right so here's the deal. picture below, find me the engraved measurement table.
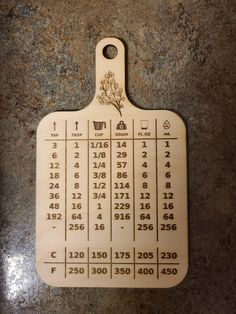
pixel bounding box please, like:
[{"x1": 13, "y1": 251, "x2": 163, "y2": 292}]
[{"x1": 36, "y1": 38, "x2": 188, "y2": 288}]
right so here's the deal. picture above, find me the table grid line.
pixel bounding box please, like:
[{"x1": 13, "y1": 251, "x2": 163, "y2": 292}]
[
  {"x1": 64, "y1": 246, "x2": 67, "y2": 278},
  {"x1": 110, "y1": 247, "x2": 112, "y2": 279},
  {"x1": 133, "y1": 247, "x2": 136, "y2": 279},
  {"x1": 132, "y1": 120, "x2": 135, "y2": 242},
  {"x1": 87, "y1": 120, "x2": 89, "y2": 242},
  {"x1": 44, "y1": 262, "x2": 180, "y2": 266},
  {"x1": 155, "y1": 119, "x2": 158, "y2": 242},
  {"x1": 65, "y1": 120, "x2": 67, "y2": 242},
  {"x1": 45, "y1": 138, "x2": 178, "y2": 141},
  {"x1": 87, "y1": 247, "x2": 89, "y2": 278},
  {"x1": 110, "y1": 120, "x2": 112, "y2": 242},
  {"x1": 156, "y1": 247, "x2": 159, "y2": 279}
]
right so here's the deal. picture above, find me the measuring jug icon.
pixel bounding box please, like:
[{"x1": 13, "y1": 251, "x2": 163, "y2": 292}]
[
  {"x1": 140, "y1": 120, "x2": 149, "y2": 130},
  {"x1": 93, "y1": 121, "x2": 106, "y2": 130},
  {"x1": 116, "y1": 120, "x2": 127, "y2": 130}
]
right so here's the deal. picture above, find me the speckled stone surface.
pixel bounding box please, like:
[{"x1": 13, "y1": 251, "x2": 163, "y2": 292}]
[{"x1": 0, "y1": 0, "x2": 235, "y2": 313}]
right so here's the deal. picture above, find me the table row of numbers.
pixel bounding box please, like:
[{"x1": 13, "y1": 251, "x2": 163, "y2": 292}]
[{"x1": 45, "y1": 263, "x2": 179, "y2": 280}]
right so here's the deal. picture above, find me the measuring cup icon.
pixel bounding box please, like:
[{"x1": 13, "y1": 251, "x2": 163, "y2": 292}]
[{"x1": 93, "y1": 121, "x2": 106, "y2": 130}]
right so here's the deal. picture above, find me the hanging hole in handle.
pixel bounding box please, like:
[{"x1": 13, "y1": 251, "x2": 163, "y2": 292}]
[{"x1": 103, "y1": 45, "x2": 118, "y2": 59}]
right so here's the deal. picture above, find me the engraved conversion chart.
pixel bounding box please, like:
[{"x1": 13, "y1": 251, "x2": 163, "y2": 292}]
[{"x1": 36, "y1": 38, "x2": 188, "y2": 288}]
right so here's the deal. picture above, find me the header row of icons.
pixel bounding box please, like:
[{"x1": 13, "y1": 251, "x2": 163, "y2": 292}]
[{"x1": 53, "y1": 120, "x2": 171, "y2": 131}]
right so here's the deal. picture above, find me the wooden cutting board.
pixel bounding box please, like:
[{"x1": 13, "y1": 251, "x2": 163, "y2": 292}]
[{"x1": 36, "y1": 37, "x2": 188, "y2": 288}]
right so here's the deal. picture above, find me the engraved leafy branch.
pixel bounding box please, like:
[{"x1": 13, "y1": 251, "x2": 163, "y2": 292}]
[{"x1": 97, "y1": 71, "x2": 125, "y2": 116}]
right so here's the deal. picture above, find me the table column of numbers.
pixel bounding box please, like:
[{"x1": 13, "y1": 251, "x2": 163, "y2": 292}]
[
  {"x1": 67, "y1": 120, "x2": 88, "y2": 243},
  {"x1": 112, "y1": 248, "x2": 134, "y2": 279},
  {"x1": 46, "y1": 121, "x2": 65, "y2": 241},
  {"x1": 157, "y1": 119, "x2": 183, "y2": 279},
  {"x1": 134, "y1": 119, "x2": 157, "y2": 243},
  {"x1": 112, "y1": 120, "x2": 134, "y2": 242},
  {"x1": 66, "y1": 247, "x2": 88, "y2": 279},
  {"x1": 39, "y1": 120, "x2": 66, "y2": 279},
  {"x1": 89, "y1": 120, "x2": 111, "y2": 243}
]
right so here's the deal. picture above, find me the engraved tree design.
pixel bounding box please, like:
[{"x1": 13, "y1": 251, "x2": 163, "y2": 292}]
[{"x1": 97, "y1": 71, "x2": 125, "y2": 116}]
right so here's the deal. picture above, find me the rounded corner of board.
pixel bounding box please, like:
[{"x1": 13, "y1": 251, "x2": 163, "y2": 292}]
[
  {"x1": 166, "y1": 265, "x2": 189, "y2": 289},
  {"x1": 36, "y1": 265, "x2": 59, "y2": 287},
  {"x1": 37, "y1": 112, "x2": 59, "y2": 133},
  {"x1": 163, "y1": 110, "x2": 187, "y2": 131}
]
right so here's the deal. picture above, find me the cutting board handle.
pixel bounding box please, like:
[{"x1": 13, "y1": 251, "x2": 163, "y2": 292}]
[{"x1": 91, "y1": 37, "x2": 130, "y2": 115}]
